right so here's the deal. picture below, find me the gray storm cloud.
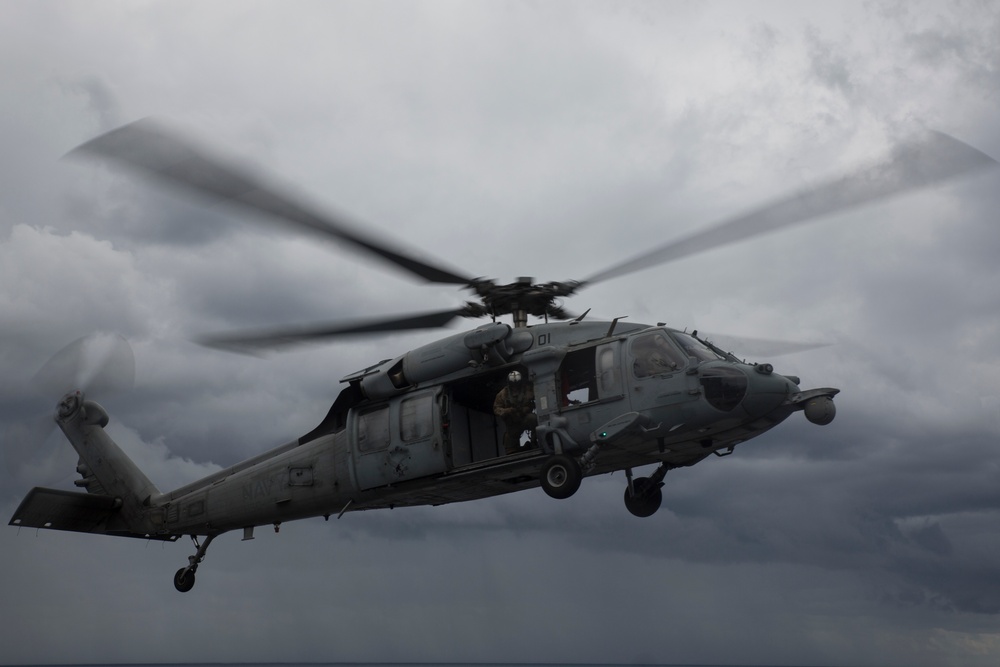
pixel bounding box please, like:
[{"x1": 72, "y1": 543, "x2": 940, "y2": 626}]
[{"x1": 3, "y1": 2, "x2": 1000, "y2": 666}]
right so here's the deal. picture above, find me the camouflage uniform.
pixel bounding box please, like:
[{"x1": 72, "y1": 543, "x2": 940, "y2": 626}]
[{"x1": 494, "y1": 380, "x2": 537, "y2": 455}]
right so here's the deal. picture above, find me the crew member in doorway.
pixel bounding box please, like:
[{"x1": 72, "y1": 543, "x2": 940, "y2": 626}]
[{"x1": 494, "y1": 369, "x2": 537, "y2": 455}]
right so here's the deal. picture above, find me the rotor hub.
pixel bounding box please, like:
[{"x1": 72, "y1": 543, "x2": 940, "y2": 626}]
[{"x1": 468, "y1": 277, "x2": 580, "y2": 326}]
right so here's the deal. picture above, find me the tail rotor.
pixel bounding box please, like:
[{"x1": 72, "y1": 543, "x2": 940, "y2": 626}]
[{"x1": 3, "y1": 332, "x2": 135, "y2": 483}]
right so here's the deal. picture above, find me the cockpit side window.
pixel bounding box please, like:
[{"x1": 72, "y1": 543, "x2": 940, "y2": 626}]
[{"x1": 631, "y1": 332, "x2": 686, "y2": 378}]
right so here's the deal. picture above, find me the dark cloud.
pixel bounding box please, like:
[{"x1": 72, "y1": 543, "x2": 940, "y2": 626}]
[{"x1": 5, "y1": 1, "x2": 1000, "y2": 666}]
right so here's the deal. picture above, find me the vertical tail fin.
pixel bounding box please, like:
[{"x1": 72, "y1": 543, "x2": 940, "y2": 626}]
[{"x1": 54, "y1": 391, "x2": 161, "y2": 530}]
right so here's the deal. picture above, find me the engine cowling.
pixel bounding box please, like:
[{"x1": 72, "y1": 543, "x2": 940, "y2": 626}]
[{"x1": 344, "y1": 323, "x2": 532, "y2": 400}]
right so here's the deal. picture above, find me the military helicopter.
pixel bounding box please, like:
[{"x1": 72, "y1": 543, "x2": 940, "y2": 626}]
[{"x1": 8, "y1": 120, "x2": 997, "y2": 592}]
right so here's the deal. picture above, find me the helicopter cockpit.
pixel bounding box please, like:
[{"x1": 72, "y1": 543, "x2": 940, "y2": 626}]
[
  {"x1": 630, "y1": 330, "x2": 687, "y2": 377},
  {"x1": 625, "y1": 329, "x2": 752, "y2": 414},
  {"x1": 669, "y1": 331, "x2": 729, "y2": 363},
  {"x1": 628, "y1": 328, "x2": 735, "y2": 376}
]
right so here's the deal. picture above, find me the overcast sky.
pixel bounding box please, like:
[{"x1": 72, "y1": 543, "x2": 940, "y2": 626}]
[{"x1": 3, "y1": 1, "x2": 1000, "y2": 665}]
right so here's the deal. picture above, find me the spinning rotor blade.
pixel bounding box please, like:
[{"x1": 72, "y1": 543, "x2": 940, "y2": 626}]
[
  {"x1": 584, "y1": 131, "x2": 999, "y2": 285},
  {"x1": 31, "y1": 332, "x2": 135, "y2": 398},
  {"x1": 198, "y1": 307, "x2": 470, "y2": 354},
  {"x1": 698, "y1": 332, "x2": 832, "y2": 359},
  {"x1": 4, "y1": 333, "x2": 135, "y2": 481},
  {"x1": 69, "y1": 119, "x2": 475, "y2": 286}
]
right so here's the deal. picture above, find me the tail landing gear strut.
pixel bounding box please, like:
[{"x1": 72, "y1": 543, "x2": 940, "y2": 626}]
[{"x1": 173, "y1": 533, "x2": 218, "y2": 592}]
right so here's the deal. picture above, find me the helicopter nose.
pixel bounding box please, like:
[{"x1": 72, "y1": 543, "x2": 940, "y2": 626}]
[{"x1": 740, "y1": 367, "x2": 798, "y2": 419}]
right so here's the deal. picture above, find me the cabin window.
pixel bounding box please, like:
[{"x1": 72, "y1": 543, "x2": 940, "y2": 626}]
[
  {"x1": 631, "y1": 332, "x2": 686, "y2": 377},
  {"x1": 400, "y1": 394, "x2": 434, "y2": 442},
  {"x1": 559, "y1": 347, "x2": 599, "y2": 405},
  {"x1": 358, "y1": 406, "x2": 390, "y2": 452}
]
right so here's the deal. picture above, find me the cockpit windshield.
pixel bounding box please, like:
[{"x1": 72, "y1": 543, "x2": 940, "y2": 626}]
[
  {"x1": 670, "y1": 331, "x2": 726, "y2": 362},
  {"x1": 630, "y1": 331, "x2": 686, "y2": 377}
]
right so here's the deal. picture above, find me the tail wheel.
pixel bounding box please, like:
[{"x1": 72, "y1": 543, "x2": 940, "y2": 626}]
[
  {"x1": 540, "y1": 454, "x2": 582, "y2": 500},
  {"x1": 173, "y1": 567, "x2": 196, "y2": 593},
  {"x1": 624, "y1": 477, "x2": 662, "y2": 517}
]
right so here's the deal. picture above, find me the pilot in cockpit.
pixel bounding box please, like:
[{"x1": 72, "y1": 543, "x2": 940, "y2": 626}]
[{"x1": 632, "y1": 332, "x2": 685, "y2": 378}]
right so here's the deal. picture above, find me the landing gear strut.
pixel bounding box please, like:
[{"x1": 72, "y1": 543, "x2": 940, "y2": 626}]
[
  {"x1": 173, "y1": 533, "x2": 218, "y2": 592},
  {"x1": 624, "y1": 465, "x2": 667, "y2": 518}
]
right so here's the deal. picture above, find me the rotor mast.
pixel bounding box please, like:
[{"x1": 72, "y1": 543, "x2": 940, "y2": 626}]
[{"x1": 512, "y1": 276, "x2": 532, "y2": 329}]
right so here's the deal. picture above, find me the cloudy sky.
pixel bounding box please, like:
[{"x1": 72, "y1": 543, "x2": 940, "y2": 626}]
[{"x1": 3, "y1": 1, "x2": 1000, "y2": 665}]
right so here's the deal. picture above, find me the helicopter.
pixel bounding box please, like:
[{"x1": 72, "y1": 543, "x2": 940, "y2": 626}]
[{"x1": 8, "y1": 120, "x2": 997, "y2": 592}]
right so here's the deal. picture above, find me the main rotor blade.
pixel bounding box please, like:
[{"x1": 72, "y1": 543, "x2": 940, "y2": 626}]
[
  {"x1": 69, "y1": 119, "x2": 475, "y2": 286},
  {"x1": 698, "y1": 332, "x2": 832, "y2": 359},
  {"x1": 584, "y1": 131, "x2": 999, "y2": 285},
  {"x1": 197, "y1": 307, "x2": 470, "y2": 354}
]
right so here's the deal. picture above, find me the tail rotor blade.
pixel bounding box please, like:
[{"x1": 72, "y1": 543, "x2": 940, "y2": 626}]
[
  {"x1": 75, "y1": 332, "x2": 136, "y2": 396},
  {"x1": 31, "y1": 332, "x2": 135, "y2": 397},
  {"x1": 6, "y1": 333, "x2": 135, "y2": 483}
]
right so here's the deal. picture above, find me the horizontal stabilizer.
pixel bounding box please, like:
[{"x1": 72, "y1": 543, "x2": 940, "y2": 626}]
[{"x1": 8, "y1": 487, "x2": 176, "y2": 541}]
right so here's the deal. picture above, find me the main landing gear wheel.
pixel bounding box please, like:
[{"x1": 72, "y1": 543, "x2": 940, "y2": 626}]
[
  {"x1": 624, "y1": 476, "x2": 663, "y2": 518},
  {"x1": 173, "y1": 567, "x2": 196, "y2": 593},
  {"x1": 540, "y1": 454, "x2": 582, "y2": 499}
]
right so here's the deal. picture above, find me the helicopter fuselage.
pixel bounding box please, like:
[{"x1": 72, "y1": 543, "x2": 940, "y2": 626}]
[
  {"x1": 10, "y1": 318, "x2": 837, "y2": 592},
  {"x1": 14, "y1": 120, "x2": 992, "y2": 592},
  {"x1": 139, "y1": 319, "x2": 836, "y2": 535}
]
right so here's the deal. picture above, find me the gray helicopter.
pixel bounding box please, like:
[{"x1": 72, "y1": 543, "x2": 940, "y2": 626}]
[{"x1": 9, "y1": 121, "x2": 997, "y2": 592}]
